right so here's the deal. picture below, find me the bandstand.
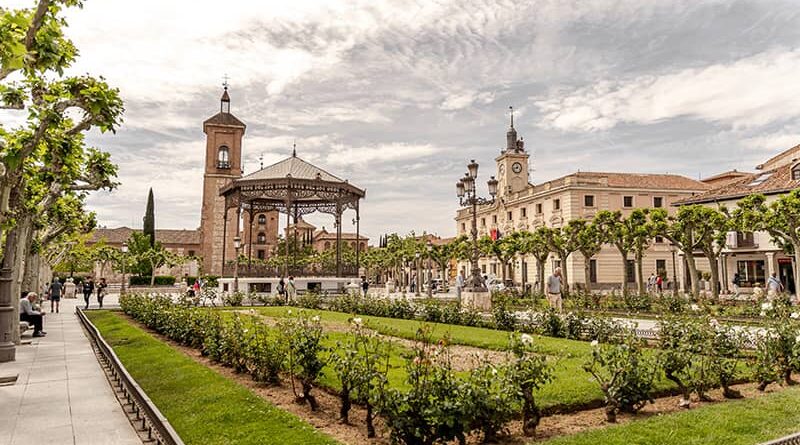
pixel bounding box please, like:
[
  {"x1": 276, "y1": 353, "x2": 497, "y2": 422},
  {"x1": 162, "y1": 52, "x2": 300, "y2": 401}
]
[{"x1": 218, "y1": 151, "x2": 365, "y2": 289}]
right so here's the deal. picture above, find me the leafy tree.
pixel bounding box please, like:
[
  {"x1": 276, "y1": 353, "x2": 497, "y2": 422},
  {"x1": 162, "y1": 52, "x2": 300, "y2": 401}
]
[
  {"x1": 428, "y1": 235, "x2": 465, "y2": 289},
  {"x1": 694, "y1": 206, "x2": 730, "y2": 300},
  {"x1": 595, "y1": 210, "x2": 636, "y2": 295},
  {"x1": 627, "y1": 209, "x2": 654, "y2": 295},
  {"x1": 91, "y1": 243, "x2": 118, "y2": 279},
  {"x1": 517, "y1": 227, "x2": 552, "y2": 294},
  {"x1": 143, "y1": 187, "x2": 155, "y2": 247},
  {"x1": 576, "y1": 220, "x2": 603, "y2": 293},
  {"x1": 545, "y1": 220, "x2": 585, "y2": 294},
  {"x1": 51, "y1": 233, "x2": 94, "y2": 277},
  {"x1": 479, "y1": 234, "x2": 520, "y2": 283},
  {"x1": 651, "y1": 206, "x2": 716, "y2": 299},
  {"x1": 734, "y1": 191, "x2": 800, "y2": 294}
]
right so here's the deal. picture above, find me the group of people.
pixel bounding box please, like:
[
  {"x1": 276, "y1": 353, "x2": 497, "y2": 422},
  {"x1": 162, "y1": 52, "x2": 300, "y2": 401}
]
[
  {"x1": 646, "y1": 272, "x2": 665, "y2": 293},
  {"x1": 18, "y1": 276, "x2": 108, "y2": 338},
  {"x1": 276, "y1": 276, "x2": 297, "y2": 301}
]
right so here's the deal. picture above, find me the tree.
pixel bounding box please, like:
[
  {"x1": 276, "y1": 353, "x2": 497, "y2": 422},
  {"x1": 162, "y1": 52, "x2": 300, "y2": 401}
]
[
  {"x1": 735, "y1": 192, "x2": 800, "y2": 296},
  {"x1": 695, "y1": 206, "x2": 730, "y2": 300},
  {"x1": 517, "y1": 227, "x2": 552, "y2": 294},
  {"x1": 92, "y1": 244, "x2": 119, "y2": 279},
  {"x1": 650, "y1": 206, "x2": 714, "y2": 299},
  {"x1": 595, "y1": 211, "x2": 636, "y2": 295},
  {"x1": 576, "y1": 221, "x2": 603, "y2": 293},
  {"x1": 428, "y1": 235, "x2": 466, "y2": 289},
  {"x1": 479, "y1": 234, "x2": 521, "y2": 284},
  {"x1": 544, "y1": 221, "x2": 584, "y2": 294},
  {"x1": 627, "y1": 209, "x2": 654, "y2": 296},
  {"x1": 143, "y1": 187, "x2": 155, "y2": 247}
]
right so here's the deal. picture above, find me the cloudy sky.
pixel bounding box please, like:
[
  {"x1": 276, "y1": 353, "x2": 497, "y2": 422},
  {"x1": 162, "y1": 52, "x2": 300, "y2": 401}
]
[{"x1": 5, "y1": 0, "x2": 800, "y2": 241}]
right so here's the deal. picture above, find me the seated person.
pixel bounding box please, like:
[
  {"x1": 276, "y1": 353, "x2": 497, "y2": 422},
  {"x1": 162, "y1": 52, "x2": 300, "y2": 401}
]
[{"x1": 20, "y1": 292, "x2": 46, "y2": 337}]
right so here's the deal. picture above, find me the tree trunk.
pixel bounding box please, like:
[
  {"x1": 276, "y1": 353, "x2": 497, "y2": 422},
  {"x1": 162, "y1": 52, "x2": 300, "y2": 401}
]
[
  {"x1": 684, "y1": 250, "x2": 700, "y2": 299},
  {"x1": 583, "y1": 254, "x2": 592, "y2": 293},
  {"x1": 501, "y1": 259, "x2": 508, "y2": 283},
  {"x1": 560, "y1": 254, "x2": 569, "y2": 294},
  {"x1": 635, "y1": 250, "x2": 645, "y2": 295},
  {"x1": 21, "y1": 251, "x2": 39, "y2": 296},
  {"x1": 0, "y1": 227, "x2": 18, "y2": 362},
  {"x1": 706, "y1": 251, "x2": 720, "y2": 301},
  {"x1": 11, "y1": 216, "x2": 34, "y2": 344},
  {"x1": 793, "y1": 243, "x2": 800, "y2": 298},
  {"x1": 619, "y1": 252, "x2": 628, "y2": 295}
]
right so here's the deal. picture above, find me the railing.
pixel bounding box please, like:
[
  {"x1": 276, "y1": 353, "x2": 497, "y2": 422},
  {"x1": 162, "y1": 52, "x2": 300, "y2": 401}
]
[
  {"x1": 759, "y1": 432, "x2": 800, "y2": 445},
  {"x1": 217, "y1": 160, "x2": 230, "y2": 169},
  {"x1": 75, "y1": 307, "x2": 185, "y2": 445}
]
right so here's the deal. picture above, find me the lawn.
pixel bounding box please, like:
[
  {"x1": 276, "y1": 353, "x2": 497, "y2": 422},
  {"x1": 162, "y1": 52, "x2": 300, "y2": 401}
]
[
  {"x1": 542, "y1": 386, "x2": 800, "y2": 445},
  {"x1": 85, "y1": 310, "x2": 339, "y2": 445},
  {"x1": 248, "y1": 306, "x2": 673, "y2": 412}
]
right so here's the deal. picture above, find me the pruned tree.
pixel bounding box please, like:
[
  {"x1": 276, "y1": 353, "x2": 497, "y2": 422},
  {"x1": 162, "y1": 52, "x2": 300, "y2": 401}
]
[
  {"x1": 595, "y1": 210, "x2": 636, "y2": 295},
  {"x1": 545, "y1": 220, "x2": 584, "y2": 294}
]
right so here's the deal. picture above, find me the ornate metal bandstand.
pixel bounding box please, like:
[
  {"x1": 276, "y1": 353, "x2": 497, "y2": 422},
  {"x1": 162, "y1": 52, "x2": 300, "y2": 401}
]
[{"x1": 219, "y1": 153, "x2": 365, "y2": 278}]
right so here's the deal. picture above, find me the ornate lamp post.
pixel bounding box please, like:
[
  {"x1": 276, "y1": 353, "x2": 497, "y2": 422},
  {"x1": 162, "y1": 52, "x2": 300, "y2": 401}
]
[
  {"x1": 426, "y1": 239, "x2": 433, "y2": 297},
  {"x1": 456, "y1": 160, "x2": 498, "y2": 294},
  {"x1": 233, "y1": 236, "x2": 241, "y2": 293},
  {"x1": 120, "y1": 242, "x2": 128, "y2": 296}
]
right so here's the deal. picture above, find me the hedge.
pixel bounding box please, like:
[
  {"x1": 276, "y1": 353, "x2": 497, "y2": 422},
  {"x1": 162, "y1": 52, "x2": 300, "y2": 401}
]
[{"x1": 130, "y1": 275, "x2": 176, "y2": 286}]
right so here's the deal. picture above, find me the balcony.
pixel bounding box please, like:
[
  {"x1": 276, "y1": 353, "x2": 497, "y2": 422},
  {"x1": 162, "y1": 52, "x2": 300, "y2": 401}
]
[
  {"x1": 217, "y1": 160, "x2": 231, "y2": 169},
  {"x1": 726, "y1": 231, "x2": 758, "y2": 249}
]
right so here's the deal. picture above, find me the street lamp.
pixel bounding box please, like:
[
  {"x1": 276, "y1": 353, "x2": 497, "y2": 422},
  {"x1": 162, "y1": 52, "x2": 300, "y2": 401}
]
[
  {"x1": 233, "y1": 236, "x2": 241, "y2": 293},
  {"x1": 426, "y1": 240, "x2": 433, "y2": 297},
  {"x1": 120, "y1": 242, "x2": 128, "y2": 296},
  {"x1": 456, "y1": 160, "x2": 497, "y2": 295}
]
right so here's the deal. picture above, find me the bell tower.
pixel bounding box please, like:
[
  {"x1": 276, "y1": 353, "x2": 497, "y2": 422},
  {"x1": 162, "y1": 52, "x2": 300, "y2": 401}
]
[
  {"x1": 495, "y1": 106, "x2": 530, "y2": 197},
  {"x1": 199, "y1": 83, "x2": 246, "y2": 275}
]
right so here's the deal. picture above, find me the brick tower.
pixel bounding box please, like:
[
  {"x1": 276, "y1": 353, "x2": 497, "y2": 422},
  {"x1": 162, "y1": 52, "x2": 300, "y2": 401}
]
[{"x1": 199, "y1": 85, "x2": 245, "y2": 275}]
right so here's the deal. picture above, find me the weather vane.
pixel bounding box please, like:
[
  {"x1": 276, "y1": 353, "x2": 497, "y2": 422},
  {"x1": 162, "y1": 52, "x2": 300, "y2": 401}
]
[{"x1": 222, "y1": 74, "x2": 230, "y2": 90}]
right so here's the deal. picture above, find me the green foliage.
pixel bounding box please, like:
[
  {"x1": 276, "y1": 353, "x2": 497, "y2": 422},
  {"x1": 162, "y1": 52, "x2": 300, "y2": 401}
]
[
  {"x1": 143, "y1": 187, "x2": 155, "y2": 247},
  {"x1": 246, "y1": 314, "x2": 286, "y2": 385},
  {"x1": 129, "y1": 275, "x2": 176, "y2": 286},
  {"x1": 507, "y1": 333, "x2": 552, "y2": 436},
  {"x1": 222, "y1": 290, "x2": 245, "y2": 306},
  {"x1": 751, "y1": 301, "x2": 800, "y2": 390},
  {"x1": 279, "y1": 311, "x2": 327, "y2": 411},
  {"x1": 584, "y1": 334, "x2": 658, "y2": 422},
  {"x1": 657, "y1": 315, "x2": 718, "y2": 403}
]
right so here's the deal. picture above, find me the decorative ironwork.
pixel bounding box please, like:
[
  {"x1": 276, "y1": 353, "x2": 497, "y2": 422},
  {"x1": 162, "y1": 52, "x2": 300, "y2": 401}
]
[
  {"x1": 223, "y1": 263, "x2": 358, "y2": 278},
  {"x1": 456, "y1": 160, "x2": 498, "y2": 294}
]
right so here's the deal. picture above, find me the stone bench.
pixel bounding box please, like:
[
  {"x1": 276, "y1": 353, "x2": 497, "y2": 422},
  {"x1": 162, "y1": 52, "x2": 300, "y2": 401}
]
[{"x1": 19, "y1": 321, "x2": 32, "y2": 336}]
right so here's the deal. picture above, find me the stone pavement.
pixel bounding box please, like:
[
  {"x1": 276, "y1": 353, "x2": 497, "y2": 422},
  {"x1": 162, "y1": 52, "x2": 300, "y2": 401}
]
[{"x1": 0, "y1": 297, "x2": 141, "y2": 445}]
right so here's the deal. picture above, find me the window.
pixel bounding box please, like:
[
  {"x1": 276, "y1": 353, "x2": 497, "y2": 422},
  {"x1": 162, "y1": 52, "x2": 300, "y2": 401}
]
[
  {"x1": 491, "y1": 263, "x2": 497, "y2": 275},
  {"x1": 655, "y1": 236, "x2": 663, "y2": 243},
  {"x1": 589, "y1": 259, "x2": 597, "y2": 283},
  {"x1": 217, "y1": 145, "x2": 230, "y2": 169},
  {"x1": 481, "y1": 264, "x2": 487, "y2": 274},
  {"x1": 324, "y1": 241, "x2": 331, "y2": 249},
  {"x1": 257, "y1": 214, "x2": 266, "y2": 225},
  {"x1": 461, "y1": 223, "x2": 466, "y2": 232},
  {"x1": 257, "y1": 250, "x2": 265, "y2": 260},
  {"x1": 507, "y1": 211, "x2": 513, "y2": 220},
  {"x1": 626, "y1": 259, "x2": 636, "y2": 283},
  {"x1": 737, "y1": 260, "x2": 766, "y2": 286},
  {"x1": 521, "y1": 207, "x2": 527, "y2": 218},
  {"x1": 256, "y1": 232, "x2": 266, "y2": 244},
  {"x1": 584, "y1": 195, "x2": 595, "y2": 207},
  {"x1": 656, "y1": 259, "x2": 667, "y2": 278},
  {"x1": 748, "y1": 173, "x2": 773, "y2": 186},
  {"x1": 553, "y1": 199, "x2": 561, "y2": 210},
  {"x1": 536, "y1": 203, "x2": 543, "y2": 214},
  {"x1": 492, "y1": 215, "x2": 498, "y2": 224},
  {"x1": 623, "y1": 196, "x2": 633, "y2": 207},
  {"x1": 481, "y1": 217, "x2": 486, "y2": 227},
  {"x1": 653, "y1": 197, "x2": 663, "y2": 208},
  {"x1": 793, "y1": 165, "x2": 800, "y2": 180},
  {"x1": 187, "y1": 250, "x2": 195, "y2": 257}
]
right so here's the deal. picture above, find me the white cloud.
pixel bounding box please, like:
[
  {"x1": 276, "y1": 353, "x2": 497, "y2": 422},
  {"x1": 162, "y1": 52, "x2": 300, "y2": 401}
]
[
  {"x1": 536, "y1": 49, "x2": 800, "y2": 132},
  {"x1": 325, "y1": 143, "x2": 443, "y2": 167}
]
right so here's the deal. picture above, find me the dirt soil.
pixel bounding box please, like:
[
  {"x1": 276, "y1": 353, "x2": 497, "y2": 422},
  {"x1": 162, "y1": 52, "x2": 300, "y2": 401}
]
[{"x1": 122, "y1": 313, "x2": 795, "y2": 445}]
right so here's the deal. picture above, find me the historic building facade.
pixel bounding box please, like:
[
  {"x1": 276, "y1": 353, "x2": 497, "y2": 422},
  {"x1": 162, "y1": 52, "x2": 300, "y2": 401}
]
[{"x1": 455, "y1": 118, "x2": 711, "y2": 291}]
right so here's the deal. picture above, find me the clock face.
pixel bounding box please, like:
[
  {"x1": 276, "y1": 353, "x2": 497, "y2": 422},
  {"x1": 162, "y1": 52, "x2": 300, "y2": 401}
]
[{"x1": 512, "y1": 162, "x2": 523, "y2": 174}]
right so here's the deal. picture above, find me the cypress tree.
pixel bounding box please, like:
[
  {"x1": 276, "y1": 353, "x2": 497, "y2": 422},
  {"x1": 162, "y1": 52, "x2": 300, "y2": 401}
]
[{"x1": 143, "y1": 188, "x2": 155, "y2": 248}]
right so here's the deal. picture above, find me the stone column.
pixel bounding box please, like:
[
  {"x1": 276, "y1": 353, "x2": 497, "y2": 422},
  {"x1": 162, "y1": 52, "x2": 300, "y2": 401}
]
[{"x1": 766, "y1": 252, "x2": 776, "y2": 280}]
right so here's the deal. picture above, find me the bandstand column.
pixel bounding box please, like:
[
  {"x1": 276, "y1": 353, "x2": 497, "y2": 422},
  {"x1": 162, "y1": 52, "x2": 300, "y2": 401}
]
[
  {"x1": 335, "y1": 201, "x2": 343, "y2": 277},
  {"x1": 248, "y1": 210, "x2": 254, "y2": 267},
  {"x1": 355, "y1": 205, "x2": 361, "y2": 277}
]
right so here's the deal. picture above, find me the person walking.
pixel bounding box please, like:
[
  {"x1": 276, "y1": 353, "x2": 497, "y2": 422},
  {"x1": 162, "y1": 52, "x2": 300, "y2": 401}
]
[
  {"x1": 48, "y1": 278, "x2": 63, "y2": 313},
  {"x1": 361, "y1": 276, "x2": 370, "y2": 296},
  {"x1": 64, "y1": 278, "x2": 76, "y2": 299},
  {"x1": 96, "y1": 278, "x2": 108, "y2": 309},
  {"x1": 656, "y1": 274, "x2": 663, "y2": 293},
  {"x1": 455, "y1": 272, "x2": 464, "y2": 301},
  {"x1": 732, "y1": 272, "x2": 741, "y2": 298},
  {"x1": 546, "y1": 268, "x2": 563, "y2": 313},
  {"x1": 20, "y1": 292, "x2": 46, "y2": 337},
  {"x1": 286, "y1": 276, "x2": 297, "y2": 302},
  {"x1": 767, "y1": 272, "x2": 783, "y2": 299},
  {"x1": 83, "y1": 277, "x2": 95, "y2": 310},
  {"x1": 277, "y1": 277, "x2": 286, "y2": 300}
]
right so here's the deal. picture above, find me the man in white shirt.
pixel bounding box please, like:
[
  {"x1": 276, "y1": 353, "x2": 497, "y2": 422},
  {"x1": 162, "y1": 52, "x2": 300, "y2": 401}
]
[
  {"x1": 20, "y1": 292, "x2": 46, "y2": 337},
  {"x1": 547, "y1": 268, "x2": 563, "y2": 313},
  {"x1": 767, "y1": 272, "x2": 784, "y2": 299}
]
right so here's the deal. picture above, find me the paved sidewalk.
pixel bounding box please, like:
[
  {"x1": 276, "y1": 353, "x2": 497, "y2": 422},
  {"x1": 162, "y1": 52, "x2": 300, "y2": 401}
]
[{"x1": 0, "y1": 298, "x2": 141, "y2": 445}]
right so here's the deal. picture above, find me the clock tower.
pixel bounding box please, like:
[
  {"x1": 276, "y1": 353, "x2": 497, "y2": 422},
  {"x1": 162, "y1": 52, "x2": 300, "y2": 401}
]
[{"x1": 495, "y1": 107, "x2": 530, "y2": 197}]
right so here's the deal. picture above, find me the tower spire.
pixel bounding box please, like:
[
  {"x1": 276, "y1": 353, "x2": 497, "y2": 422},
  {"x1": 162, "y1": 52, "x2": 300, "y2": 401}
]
[
  {"x1": 509, "y1": 106, "x2": 514, "y2": 128},
  {"x1": 506, "y1": 105, "x2": 518, "y2": 151},
  {"x1": 292, "y1": 140, "x2": 297, "y2": 157}
]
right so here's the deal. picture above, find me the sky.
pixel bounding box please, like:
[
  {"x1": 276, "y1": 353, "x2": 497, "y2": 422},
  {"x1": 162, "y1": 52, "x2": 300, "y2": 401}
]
[{"x1": 4, "y1": 0, "x2": 800, "y2": 242}]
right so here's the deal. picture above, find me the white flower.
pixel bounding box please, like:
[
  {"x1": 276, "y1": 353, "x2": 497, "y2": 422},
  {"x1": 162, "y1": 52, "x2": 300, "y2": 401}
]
[
  {"x1": 352, "y1": 317, "x2": 363, "y2": 326},
  {"x1": 760, "y1": 311, "x2": 766, "y2": 317},
  {"x1": 520, "y1": 333, "x2": 534, "y2": 346},
  {"x1": 591, "y1": 340, "x2": 599, "y2": 348},
  {"x1": 709, "y1": 318, "x2": 720, "y2": 328},
  {"x1": 790, "y1": 312, "x2": 800, "y2": 320},
  {"x1": 287, "y1": 309, "x2": 293, "y2": 315},
  {"x1": 690, "y1": 304, "x2": 700, "y2": 311},
  {"x1": 311, "y1": 315, "x2": 321, "y2": 323},
  {"x1": 491, "y1": 367, "x2": 498, "y2": 376},
  {"x1": 795, "y1": 335, "x2": 800, "y2": 344},
  {"x1": 761, "y1": 302, "x2": 773, "y2": 311}
]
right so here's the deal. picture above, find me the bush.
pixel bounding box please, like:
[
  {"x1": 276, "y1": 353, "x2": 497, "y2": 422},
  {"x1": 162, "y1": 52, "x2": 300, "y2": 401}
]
[
  {"x1": 463, "y1": 362, "x2": 518, "y2": 442},
  {"x1": 129, "y1": 275, "x2": 176, "y2": 286},
  {"x1": 279, "y1": 311, "x2": 327, "y2": 410},
  {"x1": 751, "y1": 302, "x2": 800, "y2": 390},
  {"x1": 584, "y1": 334, "x2": 657, "y2": 422},
  {"x1": 507, "y1": 333, "x2": 552, "y2": 436},
  {"x1": 246, "y1": 314, "x2": 286, "y2": 385},
  {"x1": 222, "y1": 291, "x2": 245, "y2": 307},
  {"x1": 296, "y1": 292, "x2": 323, "y2": 310},
  {"x1": 623, "y1": 292, "x2": 652, "y2": 312},
  {"x1": 657, "y1": 315, "x2": 716, "y2": 405}
]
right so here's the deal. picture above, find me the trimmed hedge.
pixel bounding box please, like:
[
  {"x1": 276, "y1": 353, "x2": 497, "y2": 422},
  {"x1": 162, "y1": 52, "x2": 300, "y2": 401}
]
[{"x1": 130, "y1": 275, "x2": 176, "y2": 286}]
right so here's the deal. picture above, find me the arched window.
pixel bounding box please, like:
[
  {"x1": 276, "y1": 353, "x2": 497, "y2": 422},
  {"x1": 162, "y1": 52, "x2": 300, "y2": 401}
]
[
  {"x1": 257, "y1": 214, "x2": 266, "y2": 225},
  {"x1": 217, "y1": 146, "x2": 230, "y2": 169},
  {"x1": 324, "y1": 241, "x2": 331, "y2": 249},
  {"x1": 257, "y1": 232, "x2": 266, "y2": 244},
  {"x1": 360, "y1": 242, "x2": 366, "y2": 251},
  {"x1": 792, "y1": 164, "x2": 800, "y2": 181}
]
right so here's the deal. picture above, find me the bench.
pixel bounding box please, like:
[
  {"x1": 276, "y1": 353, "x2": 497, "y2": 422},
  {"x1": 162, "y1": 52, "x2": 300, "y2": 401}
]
[{"x1": 19, "y1": 321, "x2": 32, "y2": 336}]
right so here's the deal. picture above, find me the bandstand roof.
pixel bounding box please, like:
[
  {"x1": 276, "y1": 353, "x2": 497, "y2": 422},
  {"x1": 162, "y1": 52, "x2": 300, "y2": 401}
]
[{"x1": 219, "y1": 154, "x2": 365, "y2": 216}]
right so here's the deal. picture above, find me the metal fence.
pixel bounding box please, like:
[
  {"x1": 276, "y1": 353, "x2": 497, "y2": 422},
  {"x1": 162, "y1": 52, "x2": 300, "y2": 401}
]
[
  {"x1": 760, "y1": 432, "x2": 800, "y2": 445},
  {"x1": 75, "y1": 307, "x2": 185, "y2": 445}
]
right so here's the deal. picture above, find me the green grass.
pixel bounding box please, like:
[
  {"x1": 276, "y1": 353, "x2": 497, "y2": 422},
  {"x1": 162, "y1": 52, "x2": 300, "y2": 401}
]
[
  {"x1": 86, "y1": 310, "x2": 339, "y2": 445},
  {"x1": 248, "y1": 306, "x2": 673, "y2": 412},
  {"x1": 542, "y1": 386, "x2": 800, "y2": 445}
]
